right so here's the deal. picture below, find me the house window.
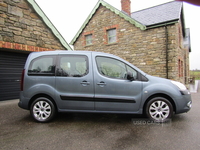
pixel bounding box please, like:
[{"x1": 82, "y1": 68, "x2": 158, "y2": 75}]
[
  {"x1": 85, "y1": 34, "x2": 93, "y2": 46},
  {"x1": 107, "y1": 28, "x2": 116, "y2": 44},
  {"x1": 178, "y1": 59, "x2": 183, "y2": 77}
]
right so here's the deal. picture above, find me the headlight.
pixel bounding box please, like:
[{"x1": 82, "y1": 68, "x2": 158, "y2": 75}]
[{"x1": 171, "y1": 81, "x2": 187, "y2": 91}]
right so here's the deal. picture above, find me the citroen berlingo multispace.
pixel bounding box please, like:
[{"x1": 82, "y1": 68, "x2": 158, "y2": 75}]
[{"x1": 19, "y1": 51, "x2": 192, "y2": 122}]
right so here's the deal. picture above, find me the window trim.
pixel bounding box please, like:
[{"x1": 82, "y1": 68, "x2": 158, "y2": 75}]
[
  {"x1": 104, "y1": 24, "x2": 119, "y2": 45},
  {"x1": 107, "y1": 28, "x2": 117, "y2": 44},
  {"x1": 85, "y1": 34, "x2": 93, "y2": 46},
  {"x1": 83, "y1": 31, "x2": 94, "y2": 46},
  {"x1": 178, "y1": 58, "x2": 184, "y2": 77}
]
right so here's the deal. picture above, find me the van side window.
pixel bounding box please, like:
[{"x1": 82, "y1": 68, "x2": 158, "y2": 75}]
[
  {"x1": 96, "y1": 56, "x2": 126, "y2": 79},
  {"x1": 58, "y1": 55, "x2": 88, "y2": 77},
  {"x1": 96, "y1": 56, "x2": 138, "y2": 80},
  {"x1": 28, "y1": 56, "x2": 55, "y2": 76}
]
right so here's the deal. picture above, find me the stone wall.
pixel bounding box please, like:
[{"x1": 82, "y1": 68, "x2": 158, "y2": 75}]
[
  {"x1": 73, "y1": 5, "x2": 190, "y2": 84},
  {"x1": 0, "y1": 0, "x2": 66, "y2": 51}
]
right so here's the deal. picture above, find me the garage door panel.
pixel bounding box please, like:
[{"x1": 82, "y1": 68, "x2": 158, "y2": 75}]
[
  {"x1": 0, "y1": 91, "x2": 20, "y2": 99},
  {"x1": 0, "y1": 50, "x2": 28, "y2": 101},
  {"x1": 0, "y1": 70, "x2": 22, "y2": 74}
]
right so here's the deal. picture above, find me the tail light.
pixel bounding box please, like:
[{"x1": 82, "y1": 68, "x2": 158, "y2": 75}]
[{"x1": 20, "y1": 69, "x2": 25, "y2": 91}]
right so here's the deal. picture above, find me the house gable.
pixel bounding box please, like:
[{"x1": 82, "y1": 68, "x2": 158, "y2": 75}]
[
  {"x1": 70, "y1": 0, "x2": 146, "y2": 45},
  {"x1": 70, "y1": 1, "x2": 185, "y2": 45},
  {"x1": 0, "y1": 0, "x2": 72, "y2": 51},
  {"x1": 27, "y1": 0, "x2": 72, "y2": 50}
]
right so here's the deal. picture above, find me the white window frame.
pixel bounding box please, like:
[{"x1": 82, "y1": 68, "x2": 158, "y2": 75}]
[
  {"x1": 85, "y1": 34, "x2": 93, "y2": 46},
  {"x1": 107, "y1": 28, "x2": 116, "y2": 44}
]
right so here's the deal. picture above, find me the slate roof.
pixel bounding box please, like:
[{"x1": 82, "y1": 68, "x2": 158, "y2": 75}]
[
  {"x1": 27, "y1": 0, "x2": 72, "y2": 50},
  {"x1": 131, "y1": 1, "x2": 183, "y2": 27}
]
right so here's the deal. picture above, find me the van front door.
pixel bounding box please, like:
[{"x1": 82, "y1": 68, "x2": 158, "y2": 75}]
[
  {"x1": 93, "y1": 56, "x2": 142, "y2": 112},
  {"x1": 55, "y1": 54, "x2": 94, "y2": 110}
]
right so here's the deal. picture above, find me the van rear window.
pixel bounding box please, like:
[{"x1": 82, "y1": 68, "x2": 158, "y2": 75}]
[{"x1": 28, "y1": 56, "x2": 55, "y2": 76}]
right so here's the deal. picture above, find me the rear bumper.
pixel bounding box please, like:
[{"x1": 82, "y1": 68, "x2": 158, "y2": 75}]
[{"x1": 18, "y1": 92, "x2": 29, "y2": 110}]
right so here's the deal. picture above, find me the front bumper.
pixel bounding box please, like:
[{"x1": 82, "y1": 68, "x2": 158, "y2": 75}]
[{"x1": 175, "y1": 92, "x2": 192, "y2": 114}]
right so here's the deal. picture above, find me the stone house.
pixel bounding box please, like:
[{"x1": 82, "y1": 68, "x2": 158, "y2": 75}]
[
  {"x1": 0, "y1": 0, "x2": 72, "y2": 100},
  {"x1": 70, "y1": 0, "x2": 191, "y2": 85}
]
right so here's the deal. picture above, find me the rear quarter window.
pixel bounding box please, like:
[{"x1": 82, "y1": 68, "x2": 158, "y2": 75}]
[{"x1": 28, "y1": 56, "x2": 56, "y2": 76}]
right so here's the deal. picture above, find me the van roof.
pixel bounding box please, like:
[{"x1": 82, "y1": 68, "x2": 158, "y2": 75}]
[{"x1": 30, "y1": 50, "x2": 116, "y2": 57}]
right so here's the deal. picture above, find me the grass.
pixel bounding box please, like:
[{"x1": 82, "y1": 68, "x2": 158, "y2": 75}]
[{"x1": 190, "y1": 70, "x2": 200, "y2": 80}]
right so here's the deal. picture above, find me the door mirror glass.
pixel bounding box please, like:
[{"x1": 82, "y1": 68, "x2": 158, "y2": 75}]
[{"x1": 127, "y1": 72, "x2": 134, "y2": 81}]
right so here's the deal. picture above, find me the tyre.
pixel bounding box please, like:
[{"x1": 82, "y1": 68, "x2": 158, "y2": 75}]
[
  {"x1": 30, "y1": 97, "x2": 56, "y2": 123},
  {"x1": 146, "y1": 97, "x2": 173, "y2": 122}
]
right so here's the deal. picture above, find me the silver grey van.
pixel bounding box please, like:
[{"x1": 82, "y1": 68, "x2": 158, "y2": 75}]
[{"x1": 19, "y1": 51, "x2": 192, "y2": 122}]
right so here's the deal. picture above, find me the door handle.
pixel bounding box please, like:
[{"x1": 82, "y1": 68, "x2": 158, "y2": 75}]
[
  {"x1": 81, "y1": 81, "x2": 90, "y2": 86},
  {"x1": 97, "y1": 81, "x2": 106, "y2": 87}
]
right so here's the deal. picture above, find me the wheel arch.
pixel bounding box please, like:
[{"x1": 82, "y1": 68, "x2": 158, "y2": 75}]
[
  {"x1": 143, "y1": 93, "x2": 176, "y2": 114},
  {"x1": 28, "y1": 94, "x2": 57, "y2": 111}
]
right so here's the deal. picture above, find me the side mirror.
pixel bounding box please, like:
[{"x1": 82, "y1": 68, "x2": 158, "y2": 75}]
[{"x1": 127, "y1": 72, "x2": 134, "y2": 81}]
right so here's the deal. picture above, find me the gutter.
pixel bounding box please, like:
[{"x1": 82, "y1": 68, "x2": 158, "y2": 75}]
[
  {"x1": 165, "y1": 24, "x2": 169, "y2": 79},
  {"x1": 146, "y1": 19, "x2": 179, "y2": 29}
]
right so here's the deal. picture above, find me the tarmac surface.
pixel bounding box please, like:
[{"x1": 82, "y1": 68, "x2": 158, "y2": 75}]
[{"x1": 0, "y1": 81, "x2": 200, "y2": 150}]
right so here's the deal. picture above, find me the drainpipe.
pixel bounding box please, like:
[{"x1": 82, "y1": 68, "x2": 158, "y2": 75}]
[{"x1": 165, "y1": 25, "x2": 169, "y2": 79}]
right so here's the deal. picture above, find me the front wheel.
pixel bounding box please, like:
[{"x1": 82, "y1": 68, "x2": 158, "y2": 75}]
[
  {"x1": 30, "y1": 97, "x2": 56, "y2": 123},
  {"x1": 146, "y1": 97, "x2": 173, "y2": 122}
]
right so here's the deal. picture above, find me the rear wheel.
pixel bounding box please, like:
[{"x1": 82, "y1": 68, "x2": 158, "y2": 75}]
[
  {"x1": 146, "y1": 97, "x2": 173, "y2": 122},
  {"x1": 30, "y1": 97, "x2": 56, "y2": 123}
]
